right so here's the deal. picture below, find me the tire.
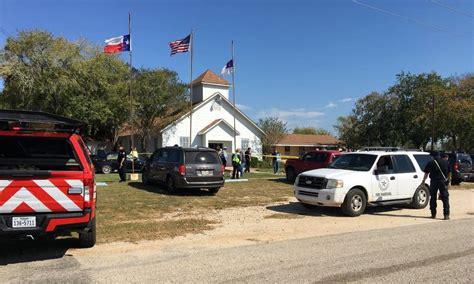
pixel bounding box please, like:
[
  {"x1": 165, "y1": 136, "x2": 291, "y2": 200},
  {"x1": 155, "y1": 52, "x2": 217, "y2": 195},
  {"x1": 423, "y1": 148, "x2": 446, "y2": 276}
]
[
  {"x1": 341, "y1": 188, "x2": 367, "y2": 217},
  {"x1": 142, "y1": 169, "x2": 151, "y2": 185},
  {"x1": 208, "y1": 187, "x2": 220, "y2": 195},
  {"x1": 166, "y1": 176, "x2": 177, "y2": 193},
  {"x1": 286, "y1": 167, "x2": 296, "y2": 183},
  {"x1": 101, "y1": 165, "x2": 112, "y2": 174},
  {"x1": 410, "y1": 185, "x2": 429, "y2": 209},
  {"x1": 78, "y1": 218, "x2": 96, "y2": 248}
]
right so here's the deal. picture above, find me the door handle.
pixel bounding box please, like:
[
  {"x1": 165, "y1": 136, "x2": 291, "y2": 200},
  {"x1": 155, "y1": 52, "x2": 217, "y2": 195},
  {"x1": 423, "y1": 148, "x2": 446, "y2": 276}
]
[
  {"x1": 413, "y1": 175, "x2": 418, "y2": 179},
  {"x1": 390, "y1": 176, "x2": 395, "y2": 180}
]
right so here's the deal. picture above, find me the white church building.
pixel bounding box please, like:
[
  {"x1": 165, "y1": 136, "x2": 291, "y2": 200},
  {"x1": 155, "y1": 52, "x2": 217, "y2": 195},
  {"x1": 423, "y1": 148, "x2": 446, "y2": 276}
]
[{"x1": 125, "y1": 69, "x2": 264, "y2": 157}]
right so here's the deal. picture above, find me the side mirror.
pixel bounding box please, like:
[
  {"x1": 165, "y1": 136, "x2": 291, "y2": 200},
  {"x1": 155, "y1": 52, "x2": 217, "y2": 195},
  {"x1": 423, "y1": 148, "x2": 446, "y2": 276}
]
[{"x1": 373, "y1": 169, "x2": 379, "y2": 175}]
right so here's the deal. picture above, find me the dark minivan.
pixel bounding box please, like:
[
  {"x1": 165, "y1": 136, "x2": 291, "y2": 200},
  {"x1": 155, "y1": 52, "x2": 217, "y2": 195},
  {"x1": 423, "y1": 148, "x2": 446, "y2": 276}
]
[
  {"x1": 141, "y1": 147, "x2": 224, "y2": 194},
  {"x1": 446, "y1": 152, "x2": 472, "y2": 185}
]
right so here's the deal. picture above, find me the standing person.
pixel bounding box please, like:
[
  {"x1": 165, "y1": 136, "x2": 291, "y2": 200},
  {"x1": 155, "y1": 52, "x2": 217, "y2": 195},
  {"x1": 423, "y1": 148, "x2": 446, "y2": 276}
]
[
  {"x1": 117, "y1": 145, "x2": 127, "y2": 182},
  {"x1": 421, "y1": 152, "x2": 452, "y2": 220},
  {"x1": 272, "y1": 149, "x2": 281, "y2": 174},
  {"x1": 239, "y1": 149, "x2": 245, "y2": 178},
  {"x1": 231, "y1": 149, "x2": 241, "y2": 179},
  {"x1": 219, "y1": 147, "x2": 228, "y2": 167},
  {"x1": 245, "y1": 147, "x2": 251, "y2": 173},
  {"x1": 130, "y1": 147, "x2": 138, "y2": 159}
]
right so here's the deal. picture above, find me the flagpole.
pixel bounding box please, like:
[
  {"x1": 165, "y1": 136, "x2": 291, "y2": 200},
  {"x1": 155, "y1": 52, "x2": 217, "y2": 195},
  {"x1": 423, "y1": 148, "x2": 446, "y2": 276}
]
[
  {"x1": 189, "y1": 30, "x2": 194, "y2": 147},
  {"x1": 129, "y1": 12, "x2": 135, "y2": 173},
  {"x1": 232, "y1": 40, "x2": 236, "y2": 152}
]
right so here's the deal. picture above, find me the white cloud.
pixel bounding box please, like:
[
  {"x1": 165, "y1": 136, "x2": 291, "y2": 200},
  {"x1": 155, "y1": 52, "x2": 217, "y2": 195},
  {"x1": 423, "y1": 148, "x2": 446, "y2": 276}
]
[
  {"x1": 325, "y1": 102, "x2": 337, "y2": 108},
  {"x1": 254, "y1": 107, "x2": 325, "y2": 129},
  {"x1": 339, "y1": 98, "x2": 353, "y2": 103},
  {"x1": 236, "y1": 103, "x2": 252, "y2": 111}
]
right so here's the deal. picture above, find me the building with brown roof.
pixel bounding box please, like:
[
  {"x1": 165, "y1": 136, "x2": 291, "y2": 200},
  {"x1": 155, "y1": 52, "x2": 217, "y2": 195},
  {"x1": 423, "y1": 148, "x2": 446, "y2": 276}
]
[{"x1": 273, "y1": 134, "x2": 340, "y2": 157}]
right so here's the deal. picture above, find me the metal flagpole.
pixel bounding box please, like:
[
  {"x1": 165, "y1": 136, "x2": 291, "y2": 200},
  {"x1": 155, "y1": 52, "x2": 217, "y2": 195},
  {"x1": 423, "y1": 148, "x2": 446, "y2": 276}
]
[
  {"x1": 232, "y1": 40, "x2": 236, "y2": 152},
  {"x1": 129, "y1": 12, "x2": 135, "y2": 173},
  {"x1": 189, "y1": 30, "x2": 194, "y2": 147}
]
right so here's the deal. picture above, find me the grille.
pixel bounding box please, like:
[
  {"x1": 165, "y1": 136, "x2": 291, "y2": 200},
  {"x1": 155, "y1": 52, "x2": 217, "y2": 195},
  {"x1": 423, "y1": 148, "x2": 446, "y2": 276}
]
[
  {"x1": 298, "y1": 176, "x2": 327, "y2": 189},
  {"x1": 298, "y1": 190, "x2": 319, "y2": 197}
]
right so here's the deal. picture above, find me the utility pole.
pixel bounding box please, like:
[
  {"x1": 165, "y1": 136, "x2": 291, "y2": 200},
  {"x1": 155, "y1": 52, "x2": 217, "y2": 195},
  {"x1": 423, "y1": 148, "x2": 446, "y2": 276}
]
[{"x1": 431, "y1": 93, "x2": 435, "y2": 151}]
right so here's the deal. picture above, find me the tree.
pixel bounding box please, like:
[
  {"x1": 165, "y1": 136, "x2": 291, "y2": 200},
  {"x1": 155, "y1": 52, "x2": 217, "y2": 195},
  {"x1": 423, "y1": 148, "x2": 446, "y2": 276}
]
[
  {"x1": 257, "y1": 117, "x2": 288, "y2": 154},
  {"x1": 133, "y1": 68, "x2": 188, "y2": 150},
  {"x1": 293, "y1": 126, "x2": 331, "y2": 135},
  {"x1": 0, "y1": 30, "x2": 130, "y2": 142}
]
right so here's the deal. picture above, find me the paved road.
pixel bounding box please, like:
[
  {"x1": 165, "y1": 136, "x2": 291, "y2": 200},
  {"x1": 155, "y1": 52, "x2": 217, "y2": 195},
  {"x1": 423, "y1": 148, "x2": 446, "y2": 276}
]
[{"x1": 1, "y1": 218, "x2": 473, "y2": 283}]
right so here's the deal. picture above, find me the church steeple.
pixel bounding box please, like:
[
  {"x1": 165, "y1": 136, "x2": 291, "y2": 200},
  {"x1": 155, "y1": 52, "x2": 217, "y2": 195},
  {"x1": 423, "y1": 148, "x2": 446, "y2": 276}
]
[{"x1": 191, "y1": 69, "x2": 230, "y2": 104}]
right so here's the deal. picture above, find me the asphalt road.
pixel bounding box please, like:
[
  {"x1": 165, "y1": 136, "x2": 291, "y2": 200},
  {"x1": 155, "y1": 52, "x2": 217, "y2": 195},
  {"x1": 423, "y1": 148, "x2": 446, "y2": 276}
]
[{"x1": 1, "y1": 218, "x2": 473, "y2": 283}]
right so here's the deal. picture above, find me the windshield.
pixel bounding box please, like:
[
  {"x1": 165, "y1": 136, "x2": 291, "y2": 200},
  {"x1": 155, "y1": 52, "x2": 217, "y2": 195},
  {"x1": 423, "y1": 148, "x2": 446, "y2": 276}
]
[{"x1": 328, "y1": 154, "x2": 377, "y2": 171}]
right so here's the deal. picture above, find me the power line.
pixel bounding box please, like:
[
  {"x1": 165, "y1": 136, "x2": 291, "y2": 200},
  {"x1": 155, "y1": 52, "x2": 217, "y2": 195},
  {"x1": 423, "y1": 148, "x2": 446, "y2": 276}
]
[
  {"x1": 352, "y1": 0, "x2": 471, "y2": 39},
  {"x1": 431, "y1": 0, "x2": 474, "y2": 18}
]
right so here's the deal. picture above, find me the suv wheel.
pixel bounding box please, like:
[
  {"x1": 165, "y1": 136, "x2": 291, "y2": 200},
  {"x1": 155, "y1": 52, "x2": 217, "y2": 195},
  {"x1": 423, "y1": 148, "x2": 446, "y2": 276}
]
[
  {"x1": 166, "y1": 176, "x2": 177, "y2": 193},
  {"x1": 410, "y1": 185, "x2": 429, "y2": 209},
  {"x1": 208, "y1": 187, "x2": 220, "y2": 195},
  {"x1": 101, "y1": 165, "x2": 112, "y2": 174},
  {"x1": 341, "y1": 189, "x2": 366, "y2": 217},
  {"x1": 286, "y1": 167, "x2": 296, "y2": 183},
  {"x1": 79, "y1": 218, "x2": 96, "y2": 248}
]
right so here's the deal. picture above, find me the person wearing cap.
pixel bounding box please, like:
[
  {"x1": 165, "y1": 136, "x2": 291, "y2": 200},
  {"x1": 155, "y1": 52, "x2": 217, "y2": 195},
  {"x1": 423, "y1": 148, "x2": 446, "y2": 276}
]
[{"x1": 421, "y1": 151, "x2": 451, "y2": 220}]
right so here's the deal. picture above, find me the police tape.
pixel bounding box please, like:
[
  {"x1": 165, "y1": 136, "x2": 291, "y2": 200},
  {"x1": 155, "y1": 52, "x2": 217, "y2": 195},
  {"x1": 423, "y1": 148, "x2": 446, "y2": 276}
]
[{"x1": 262, "y1": 154, "x2": 299, "y2": 159}]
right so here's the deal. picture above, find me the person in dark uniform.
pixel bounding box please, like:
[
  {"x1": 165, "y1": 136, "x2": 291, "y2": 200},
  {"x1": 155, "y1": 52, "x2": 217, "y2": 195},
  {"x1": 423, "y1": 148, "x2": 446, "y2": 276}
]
[
  {"x1": 421, "y1": 152, "x2": 451, "y2": 220},
  {"x1": 244, "y1": 147, "x2": 251, "y2": 173},
  {"x1": 117, "y1": 145, "x2": 127, "y2": 182}
]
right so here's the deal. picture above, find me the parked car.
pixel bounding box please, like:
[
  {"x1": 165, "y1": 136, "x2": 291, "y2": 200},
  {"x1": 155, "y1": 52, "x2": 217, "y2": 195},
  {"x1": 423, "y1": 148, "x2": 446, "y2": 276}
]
[
  {"x1": 0, "y1": 110, "x2": 96, "y2": 247},
  {"x1": 92, "y1": 151, "x2": 145, "y2": 174},
  {"x1": 285, "y1": 150, "x2": 343, "y2": 182},
  {"x1": 294, "y1": 151, "x2": 431, "y2": 217},
  {"x1": 445, "y1": 152, "x2": 472, "y2": 185},
  {"x1": 141, "y1": 147, "x2": 224, "y2": 194}
]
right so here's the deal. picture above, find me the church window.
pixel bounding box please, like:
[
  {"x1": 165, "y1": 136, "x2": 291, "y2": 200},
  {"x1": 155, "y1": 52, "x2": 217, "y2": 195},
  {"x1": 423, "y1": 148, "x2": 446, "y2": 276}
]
[
  {"x1": 241, "y1": 138, "x2": 249, "y2": 150},
  {"x1": 179, "y1": 136, "x2": 190, "y2": 147}
]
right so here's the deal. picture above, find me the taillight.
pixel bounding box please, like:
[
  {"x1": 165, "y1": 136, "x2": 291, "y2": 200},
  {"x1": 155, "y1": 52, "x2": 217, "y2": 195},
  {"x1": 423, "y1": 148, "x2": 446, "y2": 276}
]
[
  {"x1": 454, "y1": 162, "x2": 459, "y2": 171},
  {"x1": 83, "y1": 177, "x2": 95, "y2": 208},
  {"x1": 178, "y1": 164, "x2": 186, "y2": 176}
]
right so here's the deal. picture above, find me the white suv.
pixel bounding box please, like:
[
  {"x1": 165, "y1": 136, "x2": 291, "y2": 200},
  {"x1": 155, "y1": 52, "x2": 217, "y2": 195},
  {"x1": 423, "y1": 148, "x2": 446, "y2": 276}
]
[{"x1": 294, "y1": 151, "x2": 432, "y2": 216}]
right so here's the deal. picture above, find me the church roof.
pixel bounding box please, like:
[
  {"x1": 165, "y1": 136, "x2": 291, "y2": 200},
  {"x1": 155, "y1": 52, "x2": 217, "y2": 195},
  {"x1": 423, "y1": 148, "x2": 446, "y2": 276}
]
[
  {"x1": 198, "y1": 119, "x2": 240, "y2": 135},
  {"x1": 191, "y1": 69, "x2": 230, "y2": 86}
]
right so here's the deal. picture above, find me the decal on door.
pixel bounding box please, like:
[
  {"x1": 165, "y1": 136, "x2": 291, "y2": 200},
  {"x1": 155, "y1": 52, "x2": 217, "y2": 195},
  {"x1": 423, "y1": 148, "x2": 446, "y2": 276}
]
[{"x1": 378, "y1": 176, "x2": 390, "y2": 191}]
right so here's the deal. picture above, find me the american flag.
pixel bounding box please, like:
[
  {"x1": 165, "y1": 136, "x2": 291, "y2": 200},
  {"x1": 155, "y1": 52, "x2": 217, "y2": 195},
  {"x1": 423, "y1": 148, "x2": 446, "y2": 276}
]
[{"x1": 169, "y1": 34, "x2": 191, "y2": 56}]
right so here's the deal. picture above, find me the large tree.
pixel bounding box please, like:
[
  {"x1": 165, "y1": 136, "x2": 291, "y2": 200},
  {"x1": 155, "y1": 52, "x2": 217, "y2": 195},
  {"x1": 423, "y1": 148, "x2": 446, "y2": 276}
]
[
  {"x1": 257, "y1": 117, "x2": 288, "y2": 154},
  {"x1": 293, "y1": 126, "x2": 331, "y2": 136},
  {"x1": 0, "y1": 30, "x2": 131, "y2": 142},
  {"x1": 133, "y1": 68, "x2": 188, "y2": 150}
]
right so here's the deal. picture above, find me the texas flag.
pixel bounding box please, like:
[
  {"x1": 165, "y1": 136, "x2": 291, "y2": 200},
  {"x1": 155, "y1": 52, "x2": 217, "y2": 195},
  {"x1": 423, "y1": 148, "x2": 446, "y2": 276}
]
[{"x1": 104, "y1": 34, "x2": 131, "y2": 54}]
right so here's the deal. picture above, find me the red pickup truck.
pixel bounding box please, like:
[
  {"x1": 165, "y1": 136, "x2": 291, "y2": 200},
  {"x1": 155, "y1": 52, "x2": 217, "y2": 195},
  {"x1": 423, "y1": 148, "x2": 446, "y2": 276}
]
[
  {"x1": 0, "y1": 110, "x2": 96, "y2": 247},
  {"x1": 285, "y1": 150, "x2": 343, "y2": 182}
]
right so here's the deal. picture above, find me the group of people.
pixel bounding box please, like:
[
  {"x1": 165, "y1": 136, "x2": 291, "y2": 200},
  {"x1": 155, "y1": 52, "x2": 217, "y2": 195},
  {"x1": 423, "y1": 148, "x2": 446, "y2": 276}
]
[{"x1": 218, "y1": 147, "x2": 252, "y2": 179}]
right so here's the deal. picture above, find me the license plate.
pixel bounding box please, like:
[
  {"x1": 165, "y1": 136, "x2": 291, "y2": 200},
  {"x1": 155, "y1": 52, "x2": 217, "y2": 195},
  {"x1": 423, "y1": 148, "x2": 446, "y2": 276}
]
[
  {"x1": 12, "y1": 217, "x2": 36, "y2": 228},
  {"x1": 198, "y1": 170, "x2": 213, "y2": 176}
]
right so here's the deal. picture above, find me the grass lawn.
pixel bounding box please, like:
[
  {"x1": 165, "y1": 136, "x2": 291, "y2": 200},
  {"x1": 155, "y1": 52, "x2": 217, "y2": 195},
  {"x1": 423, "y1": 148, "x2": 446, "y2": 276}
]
[{"x1": 95, "y1": 178, "x2": 293, "y2": 243}]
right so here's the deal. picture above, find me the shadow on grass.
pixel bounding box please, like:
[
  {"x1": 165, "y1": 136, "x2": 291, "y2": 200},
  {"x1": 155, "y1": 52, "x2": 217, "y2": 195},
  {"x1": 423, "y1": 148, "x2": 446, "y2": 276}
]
[
  {"x1": 0, "y1": 237, "x2": 78, "y2": 266},
  {"x1": 128, "y1": 182, "x2": 214, "y2": 197},
  {"x1": 267, "y1": 201, "x2": 432, "y2": 219}
]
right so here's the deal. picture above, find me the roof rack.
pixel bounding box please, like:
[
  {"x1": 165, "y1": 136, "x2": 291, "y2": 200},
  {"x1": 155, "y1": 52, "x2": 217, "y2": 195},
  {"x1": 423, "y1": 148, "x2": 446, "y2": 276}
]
[
  {"x1": 358, "y1": 147, "x2": 423, "y2": 152},
  {"x1": 0, "y1": 109, "x2": 84, "y2": 134}
]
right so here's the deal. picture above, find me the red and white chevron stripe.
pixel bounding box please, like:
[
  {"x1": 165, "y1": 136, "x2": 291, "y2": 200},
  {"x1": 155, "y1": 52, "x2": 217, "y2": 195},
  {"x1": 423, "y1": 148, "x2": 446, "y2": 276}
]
[{"x1": 0, "y1": 179, "x2": 84, "y2": 214}]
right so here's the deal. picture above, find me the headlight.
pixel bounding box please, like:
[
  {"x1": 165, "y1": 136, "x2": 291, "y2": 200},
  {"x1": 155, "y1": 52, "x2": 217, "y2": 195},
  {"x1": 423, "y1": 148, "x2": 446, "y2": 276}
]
[
  {"x1": 327, "y1": 179, "x2": 343, "y2": 189},
  {"x1": 294, "y1": 175, "x2": 300, "y2": 185}
]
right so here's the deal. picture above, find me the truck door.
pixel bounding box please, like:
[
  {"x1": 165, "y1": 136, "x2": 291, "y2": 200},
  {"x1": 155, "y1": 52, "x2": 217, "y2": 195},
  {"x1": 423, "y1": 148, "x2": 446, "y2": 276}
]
[
  {"x1": 392, "y1": 154, "x2": 419, "y2": 199},
  {"x1": 371, "y1": 155, "x2": 397, "y2": 201}
]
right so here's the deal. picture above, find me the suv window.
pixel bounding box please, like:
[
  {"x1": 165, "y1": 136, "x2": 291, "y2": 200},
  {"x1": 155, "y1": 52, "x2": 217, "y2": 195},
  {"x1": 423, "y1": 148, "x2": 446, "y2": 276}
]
[
  {"x1": 393, "y1": 155, "x2": 416, "y2": 173},
  {"x1": 376, "y1": 155, "x2": 394, "y2": 174},
  {"x1": 185, "y1": 151, "x2": 219, "y2": 164},
  {"x1": 302, "y1": 153, "x2": 312, "y2": 161},
  {"x1": 168, "y1": 149, "x2": 180, "y2": 163},
  {"x1": 158, "y1": 149, "x2": 169, "y2": 162},
  {"x1": 328, "y1": 154, "x2": 377, "y2": 171},
  {"x1": 413, "y1": 154, "x2": 431, "y2": 170}
]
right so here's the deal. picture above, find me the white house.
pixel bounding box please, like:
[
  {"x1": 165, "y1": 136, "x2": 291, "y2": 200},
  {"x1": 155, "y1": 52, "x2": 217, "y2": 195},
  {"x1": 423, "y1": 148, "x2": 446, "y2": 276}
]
[{"x1": 121, "y1": 69, "x2": 264, "y2": 157}]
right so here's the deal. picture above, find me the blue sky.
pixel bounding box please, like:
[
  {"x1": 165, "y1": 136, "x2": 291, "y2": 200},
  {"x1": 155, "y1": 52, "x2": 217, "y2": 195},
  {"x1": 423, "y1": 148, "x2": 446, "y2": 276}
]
[{"x1": 1, "y1": 0, "x2": 473, "y2": 134}]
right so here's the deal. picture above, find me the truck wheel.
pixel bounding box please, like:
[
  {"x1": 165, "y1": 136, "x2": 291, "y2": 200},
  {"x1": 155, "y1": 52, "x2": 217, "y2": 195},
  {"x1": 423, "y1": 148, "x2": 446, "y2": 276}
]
[
  {"x1": 341, "y1": 189, "x2": 366, "y2": 217},
  {"x1": 410, "y1": 185, "x2": 429, "y2": 209},
  {"x1": 208, "y1": 187, "x2": 220, "y2": 195},
  {"x1": 79, "y1": 218, "x2": 96, "y2": 248},
  {"x1": 101, "y1": 165, "x2": 112, "y2": 174},
  {"x1": 166, "y1": 176, "x2": 177, "y2": 193},
  {"x1": 286, "y1": 167, "x2": 296, "y2": 183}
]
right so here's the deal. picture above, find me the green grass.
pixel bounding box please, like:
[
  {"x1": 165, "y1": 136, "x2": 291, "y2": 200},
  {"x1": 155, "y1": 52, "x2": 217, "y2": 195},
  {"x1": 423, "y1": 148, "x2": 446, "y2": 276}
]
[{"x1": 95, "y1": 178, "x2": 293, "y2": 243}]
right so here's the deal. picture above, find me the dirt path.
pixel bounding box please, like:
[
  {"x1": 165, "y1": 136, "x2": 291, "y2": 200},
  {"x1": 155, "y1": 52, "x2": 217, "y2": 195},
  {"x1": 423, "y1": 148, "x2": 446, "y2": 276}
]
[{"x1": 72, "y1": 189, "x2": 474, "y2": 258}]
